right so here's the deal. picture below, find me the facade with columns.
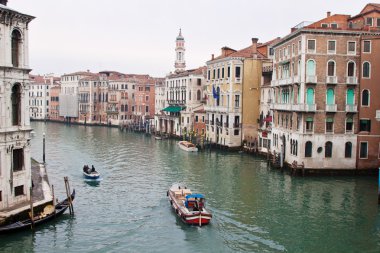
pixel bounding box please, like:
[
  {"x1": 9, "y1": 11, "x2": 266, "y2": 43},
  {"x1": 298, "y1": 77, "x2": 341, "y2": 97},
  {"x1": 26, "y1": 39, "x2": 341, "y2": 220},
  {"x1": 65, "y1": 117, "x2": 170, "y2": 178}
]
[{"x1": 0, "y1": 1, "x2": 34, "y2": 211}]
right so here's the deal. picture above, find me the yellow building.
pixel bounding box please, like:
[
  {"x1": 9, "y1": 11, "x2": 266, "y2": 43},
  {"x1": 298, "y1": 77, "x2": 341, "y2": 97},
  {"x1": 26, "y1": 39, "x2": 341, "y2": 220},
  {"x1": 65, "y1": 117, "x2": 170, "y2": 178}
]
[{"x1": 205, "y1": 38, "x2": 275, "y2": 148}]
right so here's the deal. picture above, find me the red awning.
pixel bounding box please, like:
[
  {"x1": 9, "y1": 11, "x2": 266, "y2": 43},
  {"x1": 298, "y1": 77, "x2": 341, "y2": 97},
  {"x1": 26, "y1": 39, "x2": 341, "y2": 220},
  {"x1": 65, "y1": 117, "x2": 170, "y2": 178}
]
[{"x1": 265, "y1": 116, "x2": 272, "y2": 122}]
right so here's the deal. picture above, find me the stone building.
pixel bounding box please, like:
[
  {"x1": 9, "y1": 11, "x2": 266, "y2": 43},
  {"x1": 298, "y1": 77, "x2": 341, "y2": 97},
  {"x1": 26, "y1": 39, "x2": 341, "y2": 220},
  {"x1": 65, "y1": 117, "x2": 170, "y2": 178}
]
[
  {"x1": 29, "y1": 75, "x2": 51, "y2": 120},
  {"x1": 0, "y1": 0, "x2": 35, "y2": 211},
  {"x1": 270, "y1": 13, "x2": 362, "y2": 170}
]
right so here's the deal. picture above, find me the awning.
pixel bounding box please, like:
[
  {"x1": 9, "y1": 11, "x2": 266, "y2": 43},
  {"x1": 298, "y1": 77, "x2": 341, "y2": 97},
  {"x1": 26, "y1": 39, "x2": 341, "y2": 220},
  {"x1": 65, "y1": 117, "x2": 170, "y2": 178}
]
[
  {"x1": 162, "y1": 106, "x2": 186, "y2": 113},
  {"x1": 265, "y1": 116, "x2": 272, "y2": 122}
]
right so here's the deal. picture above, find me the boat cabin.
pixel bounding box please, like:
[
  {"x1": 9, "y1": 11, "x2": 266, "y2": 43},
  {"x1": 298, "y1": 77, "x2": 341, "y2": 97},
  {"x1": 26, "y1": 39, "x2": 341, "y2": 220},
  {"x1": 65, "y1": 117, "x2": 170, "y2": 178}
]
[{"x1": 185, "y1": 194, "x2": 205, "y2": 211}]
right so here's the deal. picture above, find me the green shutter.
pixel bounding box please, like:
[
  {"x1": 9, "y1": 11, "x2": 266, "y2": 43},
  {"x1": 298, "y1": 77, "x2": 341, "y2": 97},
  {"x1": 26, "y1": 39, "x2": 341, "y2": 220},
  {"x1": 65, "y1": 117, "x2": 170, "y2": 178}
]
[{"x1": 306, "y1": 117, "x2": 313, "y2": 122}]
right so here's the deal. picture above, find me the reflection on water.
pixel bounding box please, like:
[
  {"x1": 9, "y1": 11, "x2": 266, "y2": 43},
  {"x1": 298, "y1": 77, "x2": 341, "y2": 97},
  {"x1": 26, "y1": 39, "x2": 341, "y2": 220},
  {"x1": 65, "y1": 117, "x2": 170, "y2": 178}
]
[{"x1": 0, "y1": 122, "x2": 379, "y2": 253}]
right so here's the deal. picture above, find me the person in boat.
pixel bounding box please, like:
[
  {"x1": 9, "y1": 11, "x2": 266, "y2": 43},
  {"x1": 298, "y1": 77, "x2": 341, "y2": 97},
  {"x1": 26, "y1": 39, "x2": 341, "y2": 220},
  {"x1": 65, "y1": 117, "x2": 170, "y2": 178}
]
[
  {"x1": 91, "y1": 165, "x2": 96, "y2": 172},
  {"x1": 193, "y1": 197, "x2": 199, "y2": 211}
]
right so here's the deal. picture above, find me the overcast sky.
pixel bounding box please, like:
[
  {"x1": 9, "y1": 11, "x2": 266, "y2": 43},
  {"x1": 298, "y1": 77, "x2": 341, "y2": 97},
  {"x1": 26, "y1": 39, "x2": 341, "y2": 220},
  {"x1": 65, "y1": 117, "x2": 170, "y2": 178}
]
[{"x1": 10, "y1": 0, "x2": 374, "y2": 77}]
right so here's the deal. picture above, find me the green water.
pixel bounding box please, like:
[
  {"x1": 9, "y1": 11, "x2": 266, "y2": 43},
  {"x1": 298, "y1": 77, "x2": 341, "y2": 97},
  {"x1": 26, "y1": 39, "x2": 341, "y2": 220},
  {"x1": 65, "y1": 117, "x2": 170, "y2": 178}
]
[{"x1": 0, "y1": 122, "x2": 379, "y2": 252}]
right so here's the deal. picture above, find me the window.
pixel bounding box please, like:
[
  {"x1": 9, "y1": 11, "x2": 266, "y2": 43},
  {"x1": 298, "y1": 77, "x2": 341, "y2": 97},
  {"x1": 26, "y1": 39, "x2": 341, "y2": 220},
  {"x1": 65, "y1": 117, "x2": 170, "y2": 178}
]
[
  {"x1": 305, "y1": 141, "x2": 312, "y2": 157},
  {"x1": 145, "y1": 106, "x2": 149, "y2": 113},
  {"x1": 347, "y1": 62, "x2": 355, "y2": 77},
  {"x1": 345, "y1": 142, "x2": 352, "y2": 158},
  {"x1": 331, "y1": 23, "x2": 338, "y2": 29},
  {"x1": 195, "y1": 116, "x2": 199, "y2": 122},
  {"x1": 235, "y1": 66, "x2": 241, "y2": 78},
  {"x1": 207, "y1": 70, "x2": 210, "y2": 80},
  {"x1": 0, "y1": 191, "x2": 2, "y2": 202},
  {"x1": 362, "y1": 90, "x2": 370, "y2": 106},
  {"x1": 222, "y1": 68, "x2": 225, "y2": 78},
  {"x1": 11, "y1": 30, "x2": 22, "y2": 67},
  {"x1": 227, "y1": 66, "x2": 230, "y2": 78},
  {"x1": 197, "y1": 90, "x2": 201, "y2": 101},
  {"x1": 359, "y1": 119, "x2": 371, "y2": 132},
  {"x1": 234, "y1": 95, "x2": 240, "y2": 107},
  {"x1": 306, "y1": 117, "x2": 313, "y2": 132},
  {"x1": 363, "y1": 41, "x2": 371, "y2": 53},
  {"x1": 362, "y1": 62, "x2": 370, "y2": 78},
  {"x1": 366, "y1": 17, "x2": 373, "y2": 26},
  {"x1": 15, "y1": 185, "x2": 24, "y2": 196},
  {"x1": 325, "y1": 141, "x2": 333, "y2": 158},
  {"x1": 360, "y1": 142, "x2": 368, "y2": 159},
  {"x1": 306, "y1": 88, "x2": 314, "y2": 105},
  {"x1": 307, "y1": 40, "x2": 316, "y2": 52},
  {"x1": 306, "y1": 60, "x2": 316, "y2": 76},
  {"x1": 346, "y1": 118, "x2": 353, "y2": 133},
  {"x1": 328, "y1": 41, "x2": 336, "y2": 53},
  {"x1": 326, "y1": 118, "x2": 334, "y2": 133},
  {"x1": 13, "y1": 149, "x2": 23, "y2": 172},
  {"x1": 326, "y1": 88, "x2": 334, "y2": 105},
  {"x1": 11, "y1": 84, "x2": 21, "y2": 126},
  {"x1": 327, "y1": 61, "x2": 336, "y2": 76},
  {"x1": 321, "y1": 23, "x2": 329, "y2": 28},
  {"x1": 378, "y1": 18, "x2": 380, "y2": 27},
  {"x1": 348, "y1": 42, "x2": 356, "y2": 54}
]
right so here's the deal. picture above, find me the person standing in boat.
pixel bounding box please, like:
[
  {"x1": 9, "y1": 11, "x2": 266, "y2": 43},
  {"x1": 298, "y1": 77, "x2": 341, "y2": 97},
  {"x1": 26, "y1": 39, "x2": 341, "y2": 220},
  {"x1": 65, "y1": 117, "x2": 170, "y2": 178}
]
[{"x1": 91, "y1": 165, "x2": 96, "y2": 172}]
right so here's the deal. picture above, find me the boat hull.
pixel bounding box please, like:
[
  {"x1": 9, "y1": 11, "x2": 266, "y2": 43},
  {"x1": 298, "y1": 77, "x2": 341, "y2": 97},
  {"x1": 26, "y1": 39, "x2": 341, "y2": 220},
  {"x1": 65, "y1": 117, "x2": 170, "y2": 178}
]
[
  {"x1": 178, "y1": 141, "x2": 198, "y2": 152},
  {"x1": 83, "y1": 171, "x2": 100, "y2": 180}
]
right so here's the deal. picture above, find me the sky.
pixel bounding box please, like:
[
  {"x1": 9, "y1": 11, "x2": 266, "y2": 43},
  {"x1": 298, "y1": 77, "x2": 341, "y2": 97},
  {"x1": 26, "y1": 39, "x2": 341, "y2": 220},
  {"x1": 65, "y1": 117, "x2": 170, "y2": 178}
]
[{"x1": 10, "y1": 0, "x2": 376, "y2": 77}]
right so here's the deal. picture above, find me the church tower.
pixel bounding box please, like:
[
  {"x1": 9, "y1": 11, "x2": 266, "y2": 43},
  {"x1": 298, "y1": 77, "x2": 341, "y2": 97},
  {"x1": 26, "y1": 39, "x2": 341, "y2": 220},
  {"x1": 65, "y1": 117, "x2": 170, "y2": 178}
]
[{"x1": 174, "y1": 29, "x2": 186, "y2": 72}]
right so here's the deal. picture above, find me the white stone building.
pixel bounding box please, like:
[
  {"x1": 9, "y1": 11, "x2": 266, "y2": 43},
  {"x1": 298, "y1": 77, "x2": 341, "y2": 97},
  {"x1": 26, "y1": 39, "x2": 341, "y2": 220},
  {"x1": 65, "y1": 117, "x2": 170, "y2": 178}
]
[
  {"x1": 0, "y1": 1, "x2": 34, "y2": 211},
  {"x1": 29, "y1": 75, "x2": 52, "y2": 120}
]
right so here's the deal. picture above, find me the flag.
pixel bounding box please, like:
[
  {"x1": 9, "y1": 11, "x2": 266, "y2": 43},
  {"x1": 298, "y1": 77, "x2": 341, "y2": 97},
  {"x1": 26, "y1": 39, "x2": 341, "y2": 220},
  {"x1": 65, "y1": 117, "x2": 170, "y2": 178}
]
[{"x1": 212, "y1": 85, "x2": 219, "y2": 99}]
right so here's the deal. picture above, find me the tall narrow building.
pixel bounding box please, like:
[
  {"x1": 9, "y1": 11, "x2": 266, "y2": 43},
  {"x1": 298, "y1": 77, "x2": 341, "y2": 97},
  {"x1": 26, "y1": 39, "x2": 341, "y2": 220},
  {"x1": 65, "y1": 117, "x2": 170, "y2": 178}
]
[
  {"x1": 175, "y1": 29, "x2": 186, "y2": 73},
  {"x1": 0, "y1": 1, "x2": 35, "y2": 212}
]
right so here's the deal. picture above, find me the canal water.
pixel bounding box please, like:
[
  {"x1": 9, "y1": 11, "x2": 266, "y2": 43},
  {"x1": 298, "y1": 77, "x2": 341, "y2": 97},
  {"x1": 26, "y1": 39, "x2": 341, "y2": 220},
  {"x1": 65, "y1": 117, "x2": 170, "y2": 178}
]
[{"x1": 1, "y1": 122, "x2": 380, "y2": 253}]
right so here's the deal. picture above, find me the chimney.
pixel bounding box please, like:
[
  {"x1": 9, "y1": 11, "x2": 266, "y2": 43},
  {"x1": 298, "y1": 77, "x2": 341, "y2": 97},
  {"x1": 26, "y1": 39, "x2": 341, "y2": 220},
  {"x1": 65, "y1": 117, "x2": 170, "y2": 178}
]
[
  {"x1": 327, "y1": 11, "x2": 331, "y2": 18},
  {"x1": 251, "y1": 38, "x2": 258, "y2": 54},
  {"x1": 211, "y1": 54, "x2": 214, "y2": 60},
  {"x1": 0, "y1": 0, "x2": 7, "y2": 6}
]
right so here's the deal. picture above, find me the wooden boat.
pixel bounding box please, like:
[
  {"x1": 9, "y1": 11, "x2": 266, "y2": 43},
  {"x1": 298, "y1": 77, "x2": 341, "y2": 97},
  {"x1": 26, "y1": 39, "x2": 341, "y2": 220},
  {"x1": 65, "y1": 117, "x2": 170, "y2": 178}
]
[
  {"x1": 178, "y1": 141, "x2": 198, "y2": 152},
  {"x1": 0, "y1": 189, "x2": 75, "y2": 234},
  {"x1": 83, "y1": 166, "x2": 100, "y2": 180},
  {"x1": 167, "y1": 183, "x2": 212, "y2": 226}
]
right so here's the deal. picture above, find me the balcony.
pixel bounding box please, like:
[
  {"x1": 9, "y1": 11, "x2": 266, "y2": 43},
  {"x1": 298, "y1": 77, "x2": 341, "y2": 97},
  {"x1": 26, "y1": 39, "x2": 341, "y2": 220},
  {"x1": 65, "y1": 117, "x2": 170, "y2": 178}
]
[
  {"x1": 292, "y1": 104, "x2": 316, "y2": 112},
  {"x1": 325, "y1": 104, "x2": 337, "y2": 112},
  {"x1": 272, "y1": 103, "x2": 293, "y2": 111},
  {"x1": 346, "y1": 76, "x2": 358, "y2": 85},
  {"x1": 346, "y1": 104, "x2": 357, "y2": 113},
  {"x1": 224, "y1": 123, "x2": 229, "y2": 128},
  {"x1": 233, "y1": 123, "x2": 242, "y2": 128},
  {"x1": 271, "y1": 80, "x2": 279, "y2": 86},
  {"x1": 278, "y1": 78, "x2": 292, "y2": 86},
  {"x1": 235, "y1": 77, "x2": 241, "y2": 83},
  {"x1": 306, "y1": 75, "x2": 317, "y2": 84},
  {"x1": 326, "y1": 76, "x2": 337, "y2": 84}
]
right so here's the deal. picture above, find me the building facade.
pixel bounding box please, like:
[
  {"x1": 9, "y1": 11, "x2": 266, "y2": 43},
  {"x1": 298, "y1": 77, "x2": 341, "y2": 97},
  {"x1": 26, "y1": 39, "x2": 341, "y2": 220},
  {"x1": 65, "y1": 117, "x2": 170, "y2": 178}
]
[
  {"x1": 29, "y1": 75, "x2": 51, "y2": 120},
  {"x1": 0, "y1": 1, "x2": 34, "y2": 211}
]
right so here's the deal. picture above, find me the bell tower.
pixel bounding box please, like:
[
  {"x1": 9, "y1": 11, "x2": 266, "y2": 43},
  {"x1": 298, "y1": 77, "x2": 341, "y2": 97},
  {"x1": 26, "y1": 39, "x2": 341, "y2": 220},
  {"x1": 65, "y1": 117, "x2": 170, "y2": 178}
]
[{"x1": 174, "y1": 29, "x2": 186, "y2": 73}]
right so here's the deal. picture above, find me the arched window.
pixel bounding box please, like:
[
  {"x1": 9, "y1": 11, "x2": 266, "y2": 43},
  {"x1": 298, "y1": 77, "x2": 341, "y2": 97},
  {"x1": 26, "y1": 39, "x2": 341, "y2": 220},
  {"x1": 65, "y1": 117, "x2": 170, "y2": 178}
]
[
  {"x1": 362, "y1": 89, "x2": 370, "y2": 106},
  {"x1": 307, "y1": 60, "x2": 316, "y2": 76},
  {"x1": 295, "y1": 141, "x2": 298, "y2": 156},
  {"x1": 345, "y1": 142, "x2": 352, "y2": 158},
  {"x1": 11, "y1": 84, "x2": 21, "y2": 126},
  {"x1": 306, "y1": 88, "x2": 314, "y2": 105},
  {"x1": 326, "y1": 88, "x2": 334, "y2": 105},
  {"x1": 347, "y1": 61, "x2": 355, "y2": 77},
  {"x1": 197, "y1": 90, "x2": 201, "y2": 101},
  {"x1": 12, "y1": 30, "x2": 22, "y2": 67},
  {"x1": 325, "y1": 141, "x2": 333, "y2": 158},
  {"x1": 327, "y1": 61, "x2": 336, "y2": 76},
  {"x1": 305, "y1": 141, "x2": 312, "y2": 157},
  {"x1": 216, "y1": 87, "x2": 220, "y2": 106},
  {"x1": 362, "y1": 62, "x2": 370, "y2": 78},
  {"x1": 346, "y1": 89, "x2": 354, "y2": 105}
]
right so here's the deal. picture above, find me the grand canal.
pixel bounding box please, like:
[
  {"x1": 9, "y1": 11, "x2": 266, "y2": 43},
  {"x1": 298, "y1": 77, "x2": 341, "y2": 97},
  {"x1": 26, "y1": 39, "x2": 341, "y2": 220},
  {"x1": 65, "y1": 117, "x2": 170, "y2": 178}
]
[{"x1": 1, "y1": 122, "x2": 380, "y2": 252}]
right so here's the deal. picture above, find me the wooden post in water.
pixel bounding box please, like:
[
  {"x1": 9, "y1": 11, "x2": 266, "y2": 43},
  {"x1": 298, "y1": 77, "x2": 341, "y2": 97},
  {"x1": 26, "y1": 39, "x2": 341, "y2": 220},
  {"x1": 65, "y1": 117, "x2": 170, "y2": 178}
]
[
  {"x1": 378, "y1": 168, "x2": 380, "y2": 205},
  {"x1": 43, "y1": 132, "x2": 46, "y2": 163},
  {"x1": 30, "y1": 187, "x2": 34, "y2": 230},
  {"x1": 64, "y1": 177, "x2": 74, "y2": 215},
  {"x1": 52, "y1": 184, "x2": 56, "y2": 215}
]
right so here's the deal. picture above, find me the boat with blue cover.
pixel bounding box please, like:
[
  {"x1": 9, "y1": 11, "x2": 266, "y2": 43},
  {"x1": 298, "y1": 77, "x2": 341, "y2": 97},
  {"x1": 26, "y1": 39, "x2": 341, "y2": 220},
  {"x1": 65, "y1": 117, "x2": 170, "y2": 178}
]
[
  {"x1": 167, "y1": 183, "x2": 212, "y2": 226},
  {"x1": 83, "y1": 165, "x2": 100, "y2": 180}
]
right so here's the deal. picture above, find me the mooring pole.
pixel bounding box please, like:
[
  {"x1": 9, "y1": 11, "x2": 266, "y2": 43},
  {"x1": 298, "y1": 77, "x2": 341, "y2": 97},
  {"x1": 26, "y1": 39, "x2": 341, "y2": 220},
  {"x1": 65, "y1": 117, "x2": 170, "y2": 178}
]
[
  {"x1": 43, "y1": 132, "x2": 46, "y2": 163},
  {"x1": 30, "y1": 187, "x2": 34, "y2": 230},
  {"x1": 378, "y1": 167, "x2": 380, "y2": 205},
  {"x1": 280, "y1": 145, "x2": 284, "y2": 168}
]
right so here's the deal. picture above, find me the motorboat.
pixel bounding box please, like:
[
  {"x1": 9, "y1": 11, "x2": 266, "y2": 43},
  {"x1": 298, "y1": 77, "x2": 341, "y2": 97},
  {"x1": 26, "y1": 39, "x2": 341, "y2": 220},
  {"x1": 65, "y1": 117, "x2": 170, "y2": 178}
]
[
  {"x1": 83, "y1": 165, "x2": 100, "y2": 180},
  {"x1": 178, "y1": 141, "x2": 198, "y2": 152},
  {"x1": 167, "y1": 183, "x2": 212, "y2": 226}
]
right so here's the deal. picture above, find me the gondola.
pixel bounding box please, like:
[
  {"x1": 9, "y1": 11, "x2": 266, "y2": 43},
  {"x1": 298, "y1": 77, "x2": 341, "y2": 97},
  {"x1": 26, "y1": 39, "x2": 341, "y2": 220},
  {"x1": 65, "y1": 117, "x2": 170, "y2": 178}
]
[{"x1": 0, "y1": 189, "x2": 75, "y2": 234}]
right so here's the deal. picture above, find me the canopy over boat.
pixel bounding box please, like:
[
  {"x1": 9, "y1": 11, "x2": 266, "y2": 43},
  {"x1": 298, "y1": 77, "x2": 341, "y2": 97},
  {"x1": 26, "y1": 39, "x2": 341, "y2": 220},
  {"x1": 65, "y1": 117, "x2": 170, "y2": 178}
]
[{"x1": 185, "y1": 194, "x2": 204, "y2": 200}]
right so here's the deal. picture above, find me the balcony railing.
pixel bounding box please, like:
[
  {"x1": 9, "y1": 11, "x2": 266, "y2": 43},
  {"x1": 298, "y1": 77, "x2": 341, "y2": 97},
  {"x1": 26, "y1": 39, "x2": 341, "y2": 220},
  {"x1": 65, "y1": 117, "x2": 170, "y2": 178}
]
[
  {"x1": 325, "y1": 104, "x2": 337, "y2": 112},
  {"x1": 235, "y1": 77, "x2": 241, "y2": 83},
  {"x1": 326, "y1": 76, "x2": 337, "y2": 84},
  {"x1": 346, "y1": 104, "x2": 357, "y2": 113},
  {"x1": 292, "y1": 104, "x2": 316, "y2": 112},
  {"x1": 306, "y1": 75, "x2": 317, "y2": 84},
  {"x1": 233, "y1": 123, "x2": 242, "y2": 128},
  {"x1": 346, "y1": 76, "x2": 358, "y2": 85},
  {"x1": 224, "y1": 123, "x2": 229, "y2": 128}
]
